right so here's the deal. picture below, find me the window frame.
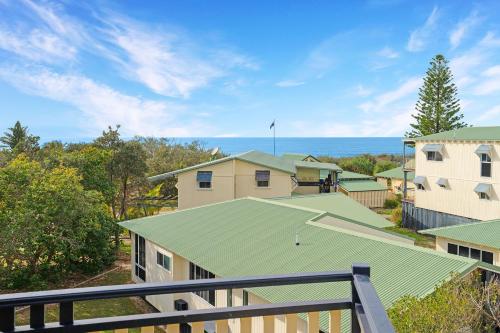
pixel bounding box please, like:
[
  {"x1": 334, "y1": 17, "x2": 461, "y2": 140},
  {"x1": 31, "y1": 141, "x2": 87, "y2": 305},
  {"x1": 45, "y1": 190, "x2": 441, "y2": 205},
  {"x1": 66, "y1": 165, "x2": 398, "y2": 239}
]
[
  {"x1": 447, "y1": 243, "x2": 458, "y2": 255},
  {"x1": 255, "y1": 170, "x2": 271, "y2": 188},
  {"x1": 426, "y1": 151, "x2": 443, "y2": 161},
  {"x1": 481, "y1": 251, "x2": 494, "y2": 264},
  {"x1": 189, "y1": 262, "x2": 215, "y2": 306},
  {"x1": 196, "y1": 171, "x2": 213, "y2": 189},
  {"x1": 243, "y1": 290, "x2": 249, "y2": 306},
  {"x1": 416, "y1": 183, "x2": 425, "y2": 191},
  {"x1": 156, "y1": 251, "x2": 171, "y2": 272},
  {"x1": 134, "y1": 234, "x2": 146, "y2": 281},
  {"x1": 480, "y1": 153, "x2": 492, "y2": 178},
  {"x1": 479, "y1": 192, "x2": 490, "y2": 200}
]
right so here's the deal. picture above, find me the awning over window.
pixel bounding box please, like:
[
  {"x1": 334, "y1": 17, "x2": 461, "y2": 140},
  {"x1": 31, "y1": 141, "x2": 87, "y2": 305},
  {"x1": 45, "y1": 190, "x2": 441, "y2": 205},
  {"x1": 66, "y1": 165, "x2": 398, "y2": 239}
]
[
  {"x1": 413, "y1": 176, "x2": 426, "y2": 185},
  {"x1": 255, "y1": 170, "x2": 270, "y2": 181},
  {"x1": 422, "y1": 144, "x2": 443, "y2": 153},
  {"x1": 474, "y1": 183, "x2": 492, "y2": 195},
  {"x1": 475, "y1": 144, "x2": 492, "y2": 156},
  {"x1": 196, "y1": 171, "x2": 213, "y2": 182},
  {"x1": 436, "y1": 178, "x2": 448, "y2": 187}
]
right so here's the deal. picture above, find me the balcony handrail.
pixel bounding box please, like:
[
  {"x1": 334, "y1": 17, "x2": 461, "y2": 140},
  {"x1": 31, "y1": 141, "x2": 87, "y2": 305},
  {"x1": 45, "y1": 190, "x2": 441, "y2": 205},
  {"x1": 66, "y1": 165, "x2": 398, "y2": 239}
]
[{"x1": 0, "y1": 263, "x2": 395, "y2": 333}]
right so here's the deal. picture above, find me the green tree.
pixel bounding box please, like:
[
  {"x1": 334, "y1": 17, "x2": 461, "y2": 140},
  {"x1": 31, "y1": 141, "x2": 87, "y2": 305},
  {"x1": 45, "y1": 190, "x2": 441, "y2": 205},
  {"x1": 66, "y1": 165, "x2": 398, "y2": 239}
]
[
  {"x1": 0, "y1": 121, "x2": 40, "y2": 156},
  {"x1": 339, "y1": 156, "x2": 375, "y2": 175},
  {"x1": 373, "y1": 160, "x2": 398, "y2": 175},
  {"x1": 388, "y1": 273, "x2": 499, "y2": 332},
  {"x1": 407, "y1": 54, "x2": 468, "y2": 138},
  {"x1": 0, "y1": 155, "x2": 115, "y2": 289}
]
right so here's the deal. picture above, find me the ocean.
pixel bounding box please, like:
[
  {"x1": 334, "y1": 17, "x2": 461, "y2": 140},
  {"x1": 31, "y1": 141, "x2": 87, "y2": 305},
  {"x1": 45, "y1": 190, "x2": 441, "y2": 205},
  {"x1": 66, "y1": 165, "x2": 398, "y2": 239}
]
[{"x1": 173, "y1": 137, "x2": 408, "y2": 157}]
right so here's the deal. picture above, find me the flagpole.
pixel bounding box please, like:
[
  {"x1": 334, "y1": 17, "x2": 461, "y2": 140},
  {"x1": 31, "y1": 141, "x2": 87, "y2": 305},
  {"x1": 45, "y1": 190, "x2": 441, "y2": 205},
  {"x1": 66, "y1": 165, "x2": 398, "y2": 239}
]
[{"x1": 273, "y1": 119, "x2": 276, "y2": 156}]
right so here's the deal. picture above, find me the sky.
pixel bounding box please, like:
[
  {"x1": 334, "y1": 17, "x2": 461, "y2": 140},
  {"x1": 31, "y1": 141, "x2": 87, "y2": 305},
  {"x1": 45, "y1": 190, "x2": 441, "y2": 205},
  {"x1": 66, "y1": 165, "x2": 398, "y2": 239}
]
[{"x1": 1, "y1": 0, "x2": 500, "y2": 140}]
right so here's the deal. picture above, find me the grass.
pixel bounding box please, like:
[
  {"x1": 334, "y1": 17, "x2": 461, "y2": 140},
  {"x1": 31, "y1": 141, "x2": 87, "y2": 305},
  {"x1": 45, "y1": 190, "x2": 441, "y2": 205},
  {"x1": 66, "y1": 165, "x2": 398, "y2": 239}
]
[
  {"x1": 385, "y1": 226, "x2": 436, "y2": 248},
  {"x1": 14, "y1": 241, "x2": 163, "y2": 333}
]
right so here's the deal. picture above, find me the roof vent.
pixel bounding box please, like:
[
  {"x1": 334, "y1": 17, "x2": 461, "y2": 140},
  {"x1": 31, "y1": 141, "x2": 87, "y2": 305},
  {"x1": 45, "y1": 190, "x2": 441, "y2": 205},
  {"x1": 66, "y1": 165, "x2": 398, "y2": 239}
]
[{"x1": 295, "y1": 232, "x2": 300, "y2": 246}]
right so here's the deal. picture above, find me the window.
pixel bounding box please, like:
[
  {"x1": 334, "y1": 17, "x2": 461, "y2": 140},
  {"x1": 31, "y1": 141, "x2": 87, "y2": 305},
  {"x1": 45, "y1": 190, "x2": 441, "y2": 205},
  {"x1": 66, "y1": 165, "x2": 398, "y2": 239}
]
[
  {"x1": 243, "y1": 290, "x2": 249, "y2": 306},
  {"x1": 189, "y1": 262, "x2": 215, "y2": 305},
  {"x1": 196, "y1": 171, "x2": 212, "y2": 189},
  {"x1": 482, "y1": 251, "x2": 494, "y2": 264},
  {"x1": 459, "y1": 246, "x2": 469, "y2": 257},
  {"x1": 417, "y1": 183, "x2": 425, "y2": 191},
  {"x1": 447, "y1": 243, "x2": 458, "y2": 255},
  {"x1": 481, "y1": 154, "x2": 492, "y2": 177},
  {"x1": 134, "y1": 234, "x2": 146, "y2": 281},
  {"x1": 255, "y1": 170, "x2": 270, "y2": 187},
  {"x1": 427, "y1": 151, "x2": 443, "y2": 161},
  {"x1": 470, "y1": 248, "x2": 481, "y2": 260},
  {"x1": 156, "y1": 251, "x2": 171, "y2": 271},
  {"x1": 479, "y1": 192, "x2": 490, "y2": 200},
  {"x1": 227, "y1": 289, "x2": 232, "y2": 307}
]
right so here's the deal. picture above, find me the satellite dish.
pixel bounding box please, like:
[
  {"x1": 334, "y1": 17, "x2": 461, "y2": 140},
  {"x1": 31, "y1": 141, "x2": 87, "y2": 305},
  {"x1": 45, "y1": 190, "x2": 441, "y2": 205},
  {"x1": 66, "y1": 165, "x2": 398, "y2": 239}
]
[{"x1": 211, "y1": 147, "x2": 219, "y2": 156}]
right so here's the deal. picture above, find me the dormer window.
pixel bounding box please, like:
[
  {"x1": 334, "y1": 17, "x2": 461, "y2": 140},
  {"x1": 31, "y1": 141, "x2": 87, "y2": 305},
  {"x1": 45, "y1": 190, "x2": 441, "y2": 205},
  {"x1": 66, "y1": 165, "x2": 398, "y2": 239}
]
[
  {"x1": 413, "y1": 176, "x2": 426, "y2": 191},
  {"x1": 422, "y1": 144, "x2": 443, "y2": 161},
  {"x1": 436, "y1": 178, "x2": 448, "y2": 188},
  {"x1": 474, "y1": 183, "x2": 491, "y2": 200},
  {"x1": 197, "y1": 171, "x2": 212, "y2": 188}
]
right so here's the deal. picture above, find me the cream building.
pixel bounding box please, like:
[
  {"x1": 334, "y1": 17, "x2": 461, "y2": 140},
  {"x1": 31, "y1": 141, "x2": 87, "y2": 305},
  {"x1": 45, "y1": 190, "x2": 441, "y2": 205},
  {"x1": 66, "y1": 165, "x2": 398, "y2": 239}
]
[
  {"x1": 421, "y1": 219, "x2": 500, "y2": 267},
  {"x1": 150, "y1": 151, "x2": 341, "y2": 210},
  {"x1": 402, "y1": 127, "x2": 500, "y2": 229}
]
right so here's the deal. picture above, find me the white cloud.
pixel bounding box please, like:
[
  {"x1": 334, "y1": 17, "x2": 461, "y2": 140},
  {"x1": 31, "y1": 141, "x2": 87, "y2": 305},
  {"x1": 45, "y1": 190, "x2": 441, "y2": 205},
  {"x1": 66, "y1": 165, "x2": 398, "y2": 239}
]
[
  {"x1": 377, "y1": 47, "x2": 399, "y2": 59},
  {"x1": 482, "y1": 65, "x2": 500, "y2": 77},
  {"x1": 477, "y1": 105, "x2": 500, "y2": 122},
  {"x1": 0, "y1": 66, "x2": 205, "y2": 136},
  {"x1": 275, "y1": 80, "x2": 305, "y2": 88},
  {"x1": 358, "y1": 77, "x2": 421, "y2": 113},
  {"x1": 407, "y1": 6, "x2": 439, "y2": 52},
  {"x1": 449, "y1": 11, "x2": 481, "y2": 49},
  {"x1": 354, "y1": 84, "x2": 373, "y2": 97}
]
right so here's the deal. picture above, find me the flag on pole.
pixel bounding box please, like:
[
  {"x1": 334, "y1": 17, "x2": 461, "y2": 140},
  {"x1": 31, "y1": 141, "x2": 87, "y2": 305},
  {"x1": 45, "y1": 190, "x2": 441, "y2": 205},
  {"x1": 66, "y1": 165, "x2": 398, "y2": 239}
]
[{"x1": 270, "y1": 120, "x2": 275, "y2": 130}]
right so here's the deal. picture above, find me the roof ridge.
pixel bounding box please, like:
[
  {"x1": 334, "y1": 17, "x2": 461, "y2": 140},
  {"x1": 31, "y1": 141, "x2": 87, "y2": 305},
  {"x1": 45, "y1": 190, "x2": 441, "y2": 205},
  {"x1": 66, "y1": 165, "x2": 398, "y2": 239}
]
[
  {"x1": 247, "y1": 197, "x2": 328, "y2": 215},
  {"x1": 420, "y1": 219, "x2": 500, "y2": 233}
]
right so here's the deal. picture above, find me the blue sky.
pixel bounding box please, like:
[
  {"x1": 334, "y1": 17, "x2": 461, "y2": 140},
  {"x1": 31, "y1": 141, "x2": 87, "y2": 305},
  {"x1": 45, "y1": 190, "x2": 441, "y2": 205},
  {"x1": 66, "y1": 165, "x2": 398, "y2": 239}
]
[{"x1": 1, "y1": 0, "x2": 500, "y2": 140}]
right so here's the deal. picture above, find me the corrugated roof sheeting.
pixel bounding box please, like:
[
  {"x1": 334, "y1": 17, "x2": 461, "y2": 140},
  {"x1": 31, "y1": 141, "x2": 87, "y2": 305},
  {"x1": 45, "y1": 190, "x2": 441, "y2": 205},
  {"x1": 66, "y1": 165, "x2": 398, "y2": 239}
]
[
  {"x1": 339, "y1": 180, "x2": 387, "y2": 192},
  {"x1": 421, "y1": 219, "x2": 500, "y2": 250},
  {"x1": 120, "y1": 198, "x2": 475, "y2": 332},
  {"x1": 412, "y1": 126, "x2": 500, "y2": 141},
  {"x1": 270, "y1": 193, "x2": 392, "y2": 228},
  {"x1": 375, "y1": 166, "x2": 415, "y2": 181}
]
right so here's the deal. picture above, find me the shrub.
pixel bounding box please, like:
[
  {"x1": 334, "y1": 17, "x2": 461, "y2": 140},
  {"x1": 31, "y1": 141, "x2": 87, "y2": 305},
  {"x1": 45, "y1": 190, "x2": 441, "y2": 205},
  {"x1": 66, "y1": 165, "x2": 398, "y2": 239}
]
[
  {"x1": 384, "y1": 198, "x2": 400, "y2": 209},
  {"x1": 391, "y1": 207, "x2": 402, "y2": 226}
]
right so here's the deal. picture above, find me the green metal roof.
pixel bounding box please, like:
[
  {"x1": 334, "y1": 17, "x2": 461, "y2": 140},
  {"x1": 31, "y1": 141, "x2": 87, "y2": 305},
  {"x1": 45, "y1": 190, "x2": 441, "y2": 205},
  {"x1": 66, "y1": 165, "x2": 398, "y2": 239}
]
[
  {"x1": 120, "y1": 198, "x2": 475, "y2": 331},
  {"x1": 149, "y1": 151, "x2": 341, "y2": 182},
  {"x1": 410, "y1": 126, "x2": 500, "y2": 142},
  {"x1": 294, "y1": 160, "x2": 342, "y2": 171},
  {"x1": 149, "y1": 151, "x2": 296, "y2": 182},
  {"x1": 375, "y1": 166, "x2": 415, "y2": 181},
  {"x1": 338, "y1": 171, "x2": 374, "y2": 180},
  {"x1": 282, "y1": 153, "x2": 318, "y2": 161},
  {"x1": 339, "y1": 180, "x2": 387, "y2": 192},
  {"x1": 421, "y1": 219, "x2": 500, "y2": 250},
  {"x1": 271, "y1": 193, "x2": 392, "y2": 228}
]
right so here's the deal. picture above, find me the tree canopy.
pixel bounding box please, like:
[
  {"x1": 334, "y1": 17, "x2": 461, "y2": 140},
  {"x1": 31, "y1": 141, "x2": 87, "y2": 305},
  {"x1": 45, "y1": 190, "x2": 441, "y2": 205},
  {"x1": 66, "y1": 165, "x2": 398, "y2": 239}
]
[{"x1": 407, "y1": 54, "x2": 468, "y2": 138}]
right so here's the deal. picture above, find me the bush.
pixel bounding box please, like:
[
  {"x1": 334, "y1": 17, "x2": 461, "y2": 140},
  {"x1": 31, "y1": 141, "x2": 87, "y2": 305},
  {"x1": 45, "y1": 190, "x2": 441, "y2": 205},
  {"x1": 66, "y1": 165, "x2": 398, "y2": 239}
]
[
  {"x1": 384, "y1": 198, "x2": 400, "y2": 209},
  {"x1": 391, "y1": 207, "x2": 402, "y2": 226}
]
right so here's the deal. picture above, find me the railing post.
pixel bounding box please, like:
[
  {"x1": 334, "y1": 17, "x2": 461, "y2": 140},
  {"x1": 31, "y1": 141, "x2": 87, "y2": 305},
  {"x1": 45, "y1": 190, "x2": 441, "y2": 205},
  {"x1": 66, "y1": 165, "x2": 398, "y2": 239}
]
[
  {"x1": 0, "y1": 306, "x2": 15, "y2": 332},
  {"x1": 352, "y1": 263, "x2": 370, "y2": 333},
  {"x1": 59, "y1": 301, "x2": 74, "y2": 326}
]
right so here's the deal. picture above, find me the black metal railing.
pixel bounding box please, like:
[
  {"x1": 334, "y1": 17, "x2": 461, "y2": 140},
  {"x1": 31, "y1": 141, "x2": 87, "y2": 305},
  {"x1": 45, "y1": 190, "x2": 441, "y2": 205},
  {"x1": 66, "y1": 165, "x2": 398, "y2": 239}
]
[{"x1": 0, "y1": 263, "x2": 394, "y2": 333}]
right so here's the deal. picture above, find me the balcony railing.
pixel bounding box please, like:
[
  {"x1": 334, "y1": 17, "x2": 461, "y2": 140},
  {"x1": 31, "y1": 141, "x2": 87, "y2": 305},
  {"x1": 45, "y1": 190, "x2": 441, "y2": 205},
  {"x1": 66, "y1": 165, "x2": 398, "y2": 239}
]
[{"x1": 0, "y1": 264, "x2": 394, "y2": 333}]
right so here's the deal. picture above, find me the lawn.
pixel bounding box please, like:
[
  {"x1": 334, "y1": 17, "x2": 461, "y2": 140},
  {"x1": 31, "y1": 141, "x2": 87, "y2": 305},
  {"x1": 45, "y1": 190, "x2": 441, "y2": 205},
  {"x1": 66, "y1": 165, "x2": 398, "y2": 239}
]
[
  {"x1": 14, "y1": 241, "x2": 163, "y2": 333},
  {"x1": 385, "y1": 226, "x2": 436, "y2": 248}
]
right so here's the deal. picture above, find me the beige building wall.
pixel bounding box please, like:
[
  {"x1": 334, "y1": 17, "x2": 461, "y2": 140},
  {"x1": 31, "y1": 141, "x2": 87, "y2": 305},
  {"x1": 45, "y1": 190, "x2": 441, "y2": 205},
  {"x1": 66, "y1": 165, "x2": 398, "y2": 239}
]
[
  {"x1": 293, "y1": 185, "x2": 320, "y2": 195},
  {"x1": 176, "y1": 160, "x2": 235, "y2": 210},
  {"x1": 234, "y1": 160, "x2": 293, "y2": 199},
  {"x1": 295, "y1": 167, "x2": 319, "y2": 182},
  {"x1": 176, "y1": 160, "x2": 293, "y2": 210},
  {"x1": 434, "y1": 237, "x2": 499, "y2": 266},
  {"x1": 130, "y1": 233, "x2": 308, "y2": 333},
  {"x1": 414, "y1": 141, "x2": 500, "y2": 220},
  {"x1": 339, "y1": 188, "x2": 387, "y2": 208}
]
